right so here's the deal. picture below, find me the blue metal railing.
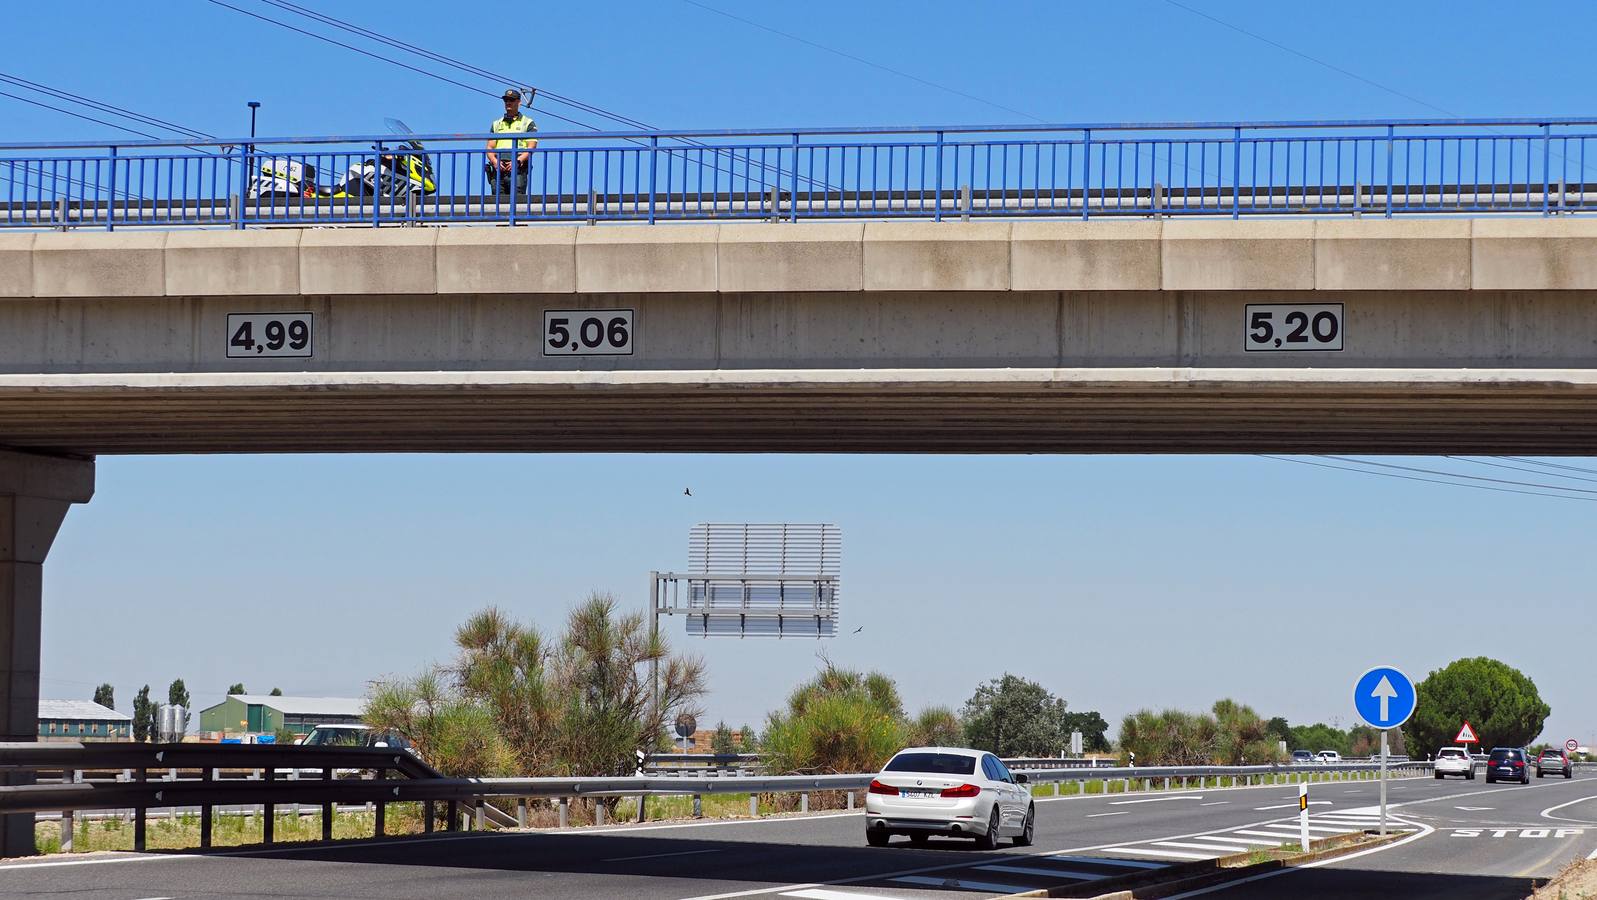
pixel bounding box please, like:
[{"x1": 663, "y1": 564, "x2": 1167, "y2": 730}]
[{"x1": 3, "y1": 117, "x2": 1597, "y2": 230}]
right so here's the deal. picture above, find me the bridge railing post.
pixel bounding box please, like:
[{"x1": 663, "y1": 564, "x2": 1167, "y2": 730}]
[
  {"x1": 372, "y1": 142, "x2": 384, "y2": 229},
  {"x1": 1385, "y1": 125, "x2": 1395, "y2": 218},
  {"x1": 104, "y1": 146, "x2": 117, "y2": 232},
  {"x1": 233, "y1": 142, "x2": 248, "y2": 230},
  {"x1": 1231, "y1": 127, "x2": 1242, "y2": 219},
  {"x1": 1080, "y1": 128, "x2": 1091, "y2": 220},
  {"x1": 934, "y1": 131, "x2": 945, "y2": 222},
  {"x1": 790, "y1": 132, "x2": 800, "y2": 222},
  {"x1": 1542, "y1": 124, "x2": 1552, "y2": 217},
  {"x1": 648, "y1": 135, "x2": 658, "y2": 225}
]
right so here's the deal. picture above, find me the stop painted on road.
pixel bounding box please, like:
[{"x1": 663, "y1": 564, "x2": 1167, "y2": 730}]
[{"x1": 1450, "y1": 828, "x2": 1585, "y2": 838}]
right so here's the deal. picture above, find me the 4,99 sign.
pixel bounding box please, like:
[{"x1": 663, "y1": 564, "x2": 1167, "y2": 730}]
[
  {"x1": 544, "y1": 309, "x2": 634, "y2": 356},
  {"x1": 1244, "y1": 304, "x2": 1343, "y2": 352},
  {"x1": 227, "y1": 312, "x2": 313, "y2": 358}
]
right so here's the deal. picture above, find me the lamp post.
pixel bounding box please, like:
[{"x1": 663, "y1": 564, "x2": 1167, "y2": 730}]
[{"x1": 246, "y1": 101, "x2": 260, "y2": 155}]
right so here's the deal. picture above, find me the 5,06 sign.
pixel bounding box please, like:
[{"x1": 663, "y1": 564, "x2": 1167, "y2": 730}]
[
  {"x1": 544, "y1": 309, "x2": 634, "y2": 356},
  {"x1": 1245, "y1": 304, "x2": 1343, "y2": 352}
]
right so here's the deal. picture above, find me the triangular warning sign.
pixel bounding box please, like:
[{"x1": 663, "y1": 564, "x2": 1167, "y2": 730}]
[{"x1": 1455, "y1": 722, "x2": 1478, "y2": 743}]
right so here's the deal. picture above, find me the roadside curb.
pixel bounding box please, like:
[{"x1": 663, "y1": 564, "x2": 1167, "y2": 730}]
[{"x1": 1003, "y1": 830, "x2": 1410, "y2": 899}]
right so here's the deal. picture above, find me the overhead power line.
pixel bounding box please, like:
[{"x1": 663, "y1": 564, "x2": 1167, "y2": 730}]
[
  {"x1": 1445, "y1": 456, "x2": 1597, "y2": 486},
  {"x1": 1258, "y1": 455, "x2": 1597, "y2": 504},
  {"x1": 1317, "y1": 455, "x2": 1597, "y2": 496},
  {"x1": 0, "y1": 72, "x2": 215, "y2": 140}
]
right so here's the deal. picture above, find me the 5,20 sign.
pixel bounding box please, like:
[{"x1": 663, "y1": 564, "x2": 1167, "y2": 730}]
[
  {"x1": 1245, "y1": 303, "x2": 1343, "y2": 352},
  {"x1": 544, "y1": 309, "x2": 635, "y2": 356}
]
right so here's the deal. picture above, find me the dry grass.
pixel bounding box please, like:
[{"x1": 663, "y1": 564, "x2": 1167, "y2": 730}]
[{"x1": 1528, "y1": 856, "x2": 1597, "y2": 899}]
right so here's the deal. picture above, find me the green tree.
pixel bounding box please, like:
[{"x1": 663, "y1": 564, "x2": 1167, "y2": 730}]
[
  {"x1": 131, "y1": 685, "x2": 155, "y2": 743},
  {"x1": 363, "y1": 667, "x2": 514, "y2": 776},
  {"x1": 1265, "y1": 716, "x2": 1292, "y2": 746},
  {"x1": 269, "y1": 687, "x2": 283, "y2": 696},
  {"x1": 711, "y1": 721, "x2": 736, "y2": 755},
  {"x1": 962, "y1": 674, "x2": 1068, "y2": 757},
  {"x1": 1212, "y1": 699, "x2": 1282, "y2": 764},
  {"x1": 227, "y1": 683, "x2": 246, "y2": 696},
  {"x1": 1403, "y1": 657, "x2": 1550, "y2": 752},
  {"x1": 738, "y1": 724, "x2": 757, "y2": 752},
  {"x1": 907, "y1": 706, "x2": 964, "y2": 748},
  {"x1": 1061, "y1": 710, "x2": 1112, "y2": 753},
  {"x1": 92, "y1": 683, "x2": 114, "y2": 710},
  {"x1": 1289, "y1": 723, "x2": 1350, "y2": 755},
  {"x1": 167, "y1": 678, "x2": 191, "y2": 737},
  {"x1": 1118, "y1": 708, "x2": 1218, "y2": 765},
  {"x1": 761, "y1": 661, "x2": 907, "y2": 775}
]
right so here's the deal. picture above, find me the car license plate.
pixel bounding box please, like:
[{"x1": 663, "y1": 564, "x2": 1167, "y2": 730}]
[{"x1": 903, "y1": 790, "x2": 937, "y2": 799}]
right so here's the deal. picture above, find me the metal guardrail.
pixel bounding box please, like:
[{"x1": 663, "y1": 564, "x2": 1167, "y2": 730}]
[
  {"x1": 5, "y1": 117, "x2": 1597, "y2": 230},
  {"x1": 0, "y1": 742, "x2": 1432, "y2": 853}
]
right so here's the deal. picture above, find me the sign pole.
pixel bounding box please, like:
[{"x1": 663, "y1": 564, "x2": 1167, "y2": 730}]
[
  {"x1": 1298, "y1": 782, "x2": 1310, "y2": 851},
  {"x1": 1379, "y1": 729, "x2": 1389, "y2": 837}
]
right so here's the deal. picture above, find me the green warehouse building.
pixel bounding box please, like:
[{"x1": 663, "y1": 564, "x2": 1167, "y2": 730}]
[{"x1": 198, "y1": 694, "x2": 364, "y2": 738}]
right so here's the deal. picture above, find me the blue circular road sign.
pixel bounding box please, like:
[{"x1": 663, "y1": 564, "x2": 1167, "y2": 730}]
[{"x1": 1353, "y1": 666, "x2": 1416, "y2": 729}]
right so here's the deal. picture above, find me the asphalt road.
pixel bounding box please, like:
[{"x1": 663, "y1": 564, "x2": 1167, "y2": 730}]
[
  {"x1": 1201, "y1": 769, "x2": 1597, "y2": 900},
  {"x1": 3, "y1": 773, "x2": 1593, "y2": 899}
]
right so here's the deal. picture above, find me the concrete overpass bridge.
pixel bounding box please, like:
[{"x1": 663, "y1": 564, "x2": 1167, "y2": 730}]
[{"x1": 4, "y1": 117, "x2": 1597, "y2": 853}]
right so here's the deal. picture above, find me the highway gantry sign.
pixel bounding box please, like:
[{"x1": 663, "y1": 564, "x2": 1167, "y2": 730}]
[{"x1": 1354, "y1": 666, "x2": 1417, "y2": 729}]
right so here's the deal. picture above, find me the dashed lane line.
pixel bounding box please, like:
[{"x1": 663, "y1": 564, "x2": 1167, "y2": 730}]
[
  {"x1": 1110, "y1": 794, "x2": 1207, "y2": 806},
  {"x1": 1085, "y1": 812, "x2": 1129, "y2": 818}
]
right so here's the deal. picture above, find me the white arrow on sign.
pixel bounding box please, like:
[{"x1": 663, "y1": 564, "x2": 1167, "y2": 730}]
[{"x1": 1371, "y1": 675, "x2": 1398, "y2": 722}]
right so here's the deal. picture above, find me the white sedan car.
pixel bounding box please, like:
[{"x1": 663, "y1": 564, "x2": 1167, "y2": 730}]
[{"x1": 864, "y1": 747, "x2": 1034, "y2": 849}]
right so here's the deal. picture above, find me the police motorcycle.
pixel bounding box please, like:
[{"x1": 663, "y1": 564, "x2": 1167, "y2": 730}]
[
  {"x1": 318, "y1": 119, "x2": 436, "y2": 200},
  {"x1": 246, "y1": 119, "x2": 435, "y2": 202}
]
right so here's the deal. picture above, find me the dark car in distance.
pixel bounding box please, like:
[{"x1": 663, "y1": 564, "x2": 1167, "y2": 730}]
[
  {"x1": 1485, "y1": 747, "x2": 1531, "y2": 784},
  {"x1": 1537, "y1": 749, "x2": 1574, "y2": 779}
]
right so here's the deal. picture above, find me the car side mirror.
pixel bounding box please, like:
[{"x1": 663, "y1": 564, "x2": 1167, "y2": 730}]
[{"x1": 1014, "y1": 773, "x2": 1028, "y2": 784}]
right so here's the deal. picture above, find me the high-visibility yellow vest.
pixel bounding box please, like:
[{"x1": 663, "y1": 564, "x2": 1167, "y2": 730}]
[{"x1": 490, "y1": 114, "x2": 537, "y2": 151}]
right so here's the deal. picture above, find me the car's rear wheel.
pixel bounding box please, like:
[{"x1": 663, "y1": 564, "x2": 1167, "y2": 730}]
[
  {"x1": 866, "y1": 829, "x2": 889, "y2": 847},
  {"x1": 1538, "y1": 770, "x2": 1545, "y2": 778},
  {"x1": 974, "y1": 808, "x2": 1000, "y2": 851},
  {"x1": 1466, "y1": 771, "x2": 1474, "y2": 780},
  {"x1": 1486, "y1": 775, "x2": 1495, "y2": 783},
  {"x1": 1013, "y1": 805, "x2": 1035, "y2": 847},
  {"x1": 1435, "y1": 771, "x2": 1443, "y2": 779},
  {"x1": 1566, "y1": 770, "x2": 1573, "y2": 779}
]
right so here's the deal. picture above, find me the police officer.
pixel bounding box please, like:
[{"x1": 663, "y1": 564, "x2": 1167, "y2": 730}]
[{"x1": 485, "y1": 88, "x2": 537, "y2": 196}]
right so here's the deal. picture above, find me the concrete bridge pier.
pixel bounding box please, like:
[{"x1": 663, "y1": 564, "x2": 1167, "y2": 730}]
[{"x1": 0, "y1": 450, "x2": 93, "y2": 857}]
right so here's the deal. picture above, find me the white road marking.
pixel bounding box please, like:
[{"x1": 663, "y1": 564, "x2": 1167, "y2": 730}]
[
  {"x1": 1110, "y1": 794, "x2": 1206, "y2": 805},
  {"x1": 1234, "y1": 829, "x2": 1310, "y2": 839},
  {"x1": 1159, "y1": 816, "x2": 1435, "y2": 900},
  {"x1": 1101, "y1": 847, "x2": 1216, "y2": 860},
  {"x1": 890, "y1": 875, "x2": 1025, "y2": 892},
  {"x1": 782, "y1": 891, "x2": 900, "y2": 900},
  {"x1": 1154, "y1": 841, "x2": 1248, "y2": 854},
  {"x1": 0, "y1": 854, "x2": 201, "y2": 871},
  {"x1": 1588, "y1": 847, "x2": 1597, "y2": 860},
  {"x1": 1084, "y1": 811, "x2": 1129, "y2": 818},
  {"x1": 1540, "y1": 794, "x2": 1597, "y2": 823},
  {"x1": 1205, "y1": 836, "x2": 1288, "y2": 846},
  {"x1": 1046, "y1": 856, "x2": 1167, "y2": 869},
  {"x1": 603, "y1": 848, "x2": 724, "y2": 863},
  {"x1": 1456, "y1": 806, "x2": 1494, "y2": 811},
  {"x1": 1200, "y1": 801, "x2": 1229, "y2": 807},
  {"x1": 977, "y1": 863, "x2": 1108, "y2": 880}
]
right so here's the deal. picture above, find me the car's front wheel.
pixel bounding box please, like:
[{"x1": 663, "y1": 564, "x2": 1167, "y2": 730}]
[
  {"x1": 866, "y1": 829, "x2": 889, "y2": 847},
  {"x1": 974, "y1": 808, "x2": 1000, "y2": 851},
  {"x1": 1013, "y1": 805, "x2": 1035, "y2": 847}
]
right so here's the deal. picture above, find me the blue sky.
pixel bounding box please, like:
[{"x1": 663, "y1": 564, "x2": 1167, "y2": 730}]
[{"x1": 8, "y1": 0, "x2": 1596, "y2": 747}]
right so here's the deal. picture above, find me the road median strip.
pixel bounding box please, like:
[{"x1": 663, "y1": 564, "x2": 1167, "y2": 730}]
[{"x1": 1000, "y1": 829, "x2": 1410, "y2": 899}]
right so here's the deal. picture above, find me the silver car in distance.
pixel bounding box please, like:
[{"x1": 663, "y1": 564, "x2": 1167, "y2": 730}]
[{"x1": 864, "y1": 747, "x2": 1034, "y2": 849}]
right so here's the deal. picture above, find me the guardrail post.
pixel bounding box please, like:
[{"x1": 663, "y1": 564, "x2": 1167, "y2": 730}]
[
  {"x1": 1143, "y1": 778, "x2": 1150, "y2": 792},
  {"x1": 845, "y1": 791, "x2": 854, "y2": 810},
  {"x1": 594, "y1": 801, "x2": 606, "y2": 826},
  {"x1": 1081, "y1": 129, "x2": 1091, "y2": 220},
  {"x1": 133, "y1": 765, "x2": 148, "y2": 851},
  {"x1": 1539, "y1": 122, "x2": 1552, "y2": 215},
  {"x1": 648, "y1": 135, "x2": 659, "y2": 225},
  {"x1": 322, "y1": 767, "x2": 334, "y2": 841},
  {"x1": 1385, "y1": 125, "x2": 1395, "y2": 218},
  {"x1": 934, "y1": 131, "x2": 945, "y2": 222},
  {"x1": 1231, "y1": 127, "x2": 1242, "y2": 219},
  {"x1": 636, "y1": 793, "x2": 647, "y2": 823},
  {"x1": 423, "y1": 800, "x2": 434, "y2": 833},
  {"x1": 1052, "y1": 782, "x2": 1059, "y2": 796},
  {"x1": 768, "y1": 186, "x2": 781, "y2": 223},
  {"x1": 1163, "y1": 777, "x2": 1170, "y2": 790},
  {"x1": 105, "y1": 146, "x2": 117, "y2": 232},
  {"x1": 59, "y1": 810, "x2": 72, "y2": 852},
  {"x1": 516, "y1": 798, "x2": 527, "y2": 828},
  {"x1": 1353, "y1": 180, "x2": 1363, "y2": 218},
  {"x1": 790, "y1": 132, "x2": 800, "y2": 222},
  {"x1": 200, "y1": 765, "x2": 213, "y2": 849},
  {"x1": 1122, "y1": 777, "x2": 1130, "y2": 793},
  {"x1": 1152, "y1": 181, "x2": 1164, "y2": 219},
  {"x1": 960, "y1": 183, "x2": 971, "y2": 221},
  {"x1": 446, "y1": 799, "x2": 458, "y2": 831},
  {"x1": 558, "y1": 798, "x2": 569, "y2": 828},
  {"x1": 800, "y1": 793, "x2": 809, "y2": 813},
  {"x1": 474, "y1": 805, "x2": 484, "y2": 831},
  {"x1": 374, "y1": 769, "x2": 386, "y2": 837},
  {"x1": 749, "y1": 795, "x2": 758, "y2": 817},
  {"x1": 263, "y1": 768, "x2": 275, "y2": 844}
]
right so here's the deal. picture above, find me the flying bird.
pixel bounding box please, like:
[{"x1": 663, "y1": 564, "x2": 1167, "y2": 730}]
[
  {"x1": 852, "y1": 626, "x2": 864, "y2": 634},
  {"x1": 683, "y1": 488, "x2": 692, "y2": 496}
]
